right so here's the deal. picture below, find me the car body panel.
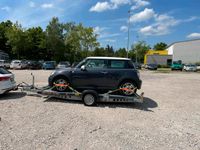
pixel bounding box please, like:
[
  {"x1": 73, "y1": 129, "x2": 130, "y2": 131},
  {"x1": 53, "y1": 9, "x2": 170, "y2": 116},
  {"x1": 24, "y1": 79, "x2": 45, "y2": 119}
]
[
  {"x1": 0, "y1": 68, "x2": 16, "y2": 94},
  {"x1": 10, "y1": 60, "x2": 22, "y2": 69},
  {"x1": 184, "y1": 64, "x2": 197, "y2": 72}
]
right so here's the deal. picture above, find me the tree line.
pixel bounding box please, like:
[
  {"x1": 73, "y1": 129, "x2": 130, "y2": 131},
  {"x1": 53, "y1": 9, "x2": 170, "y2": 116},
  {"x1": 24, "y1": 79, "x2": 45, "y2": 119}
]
[{"x1": 0, "y1": 17, "x2": 167, "y2": 63}]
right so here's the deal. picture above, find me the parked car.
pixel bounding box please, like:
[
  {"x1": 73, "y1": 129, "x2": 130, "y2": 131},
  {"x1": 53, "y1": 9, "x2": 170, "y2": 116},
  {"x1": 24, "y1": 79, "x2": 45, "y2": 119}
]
[
  {"x1": 171, "y1": 61, "x2": 183, "y2": 71},
  {"x1": 71, "y1": 62, "x2": 80, "y2": 68},
  {"x1": 56, "y1": 61, "x2": 70, "y2": 69},
  {"x1": 10, "y1": 60, "x2": 22, "y2": 69},
  {"x1": 0, "y1": 67, "x2": 16, "y2": 94},
  {"x1": 42, "y1": 61, "x2": 56, "y2": 70},
  {"x1": 133, "y1": 63, "x2": 142, "y2": 70},
  {"x1": 27, "y1": 61, "x2": 42, "y2": 69},
  {"x1": 145, "y1": 64, "x2": 158, "y2": 70},
  {"x1": 48, "y1": 57, "x2": 142, "y2": 96},
  {"x1": 197, "y1": 65, "x2": 200, "y2": 71},
  {"x1": 0, "y1": 60, "x2": 10, "y2": 68},
  {"x1": 183, "y1": 64, "x2": 197, "y2": 72}
]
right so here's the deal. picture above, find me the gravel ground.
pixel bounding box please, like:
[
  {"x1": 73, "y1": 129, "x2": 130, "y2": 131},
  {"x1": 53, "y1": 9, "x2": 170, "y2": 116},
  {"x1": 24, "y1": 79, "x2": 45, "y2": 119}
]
[{"x1": 0, "y1": 70, "x2": 200, "y2": 150}]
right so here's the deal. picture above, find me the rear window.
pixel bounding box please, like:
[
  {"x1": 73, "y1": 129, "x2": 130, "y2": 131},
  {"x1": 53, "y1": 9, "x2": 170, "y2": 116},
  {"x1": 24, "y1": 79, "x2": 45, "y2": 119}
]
[
  {"x1": 0, "y1": 67, "x2": 11, "y2": 74},
  {"x1": 108, "y1": 60, "x2": 134, "y2": 69}
]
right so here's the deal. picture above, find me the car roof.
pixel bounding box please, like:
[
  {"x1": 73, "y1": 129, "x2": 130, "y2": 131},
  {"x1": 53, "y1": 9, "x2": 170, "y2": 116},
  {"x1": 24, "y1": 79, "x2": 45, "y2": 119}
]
[{"x1": 86, "y1": 57, "x2": 130, "y2": 60}]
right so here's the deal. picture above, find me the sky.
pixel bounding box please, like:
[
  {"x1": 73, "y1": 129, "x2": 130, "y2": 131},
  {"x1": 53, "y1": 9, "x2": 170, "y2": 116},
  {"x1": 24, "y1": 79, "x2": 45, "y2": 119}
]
[{"x1": 0, "y1": 0, "x2": 200, "y2": 49}]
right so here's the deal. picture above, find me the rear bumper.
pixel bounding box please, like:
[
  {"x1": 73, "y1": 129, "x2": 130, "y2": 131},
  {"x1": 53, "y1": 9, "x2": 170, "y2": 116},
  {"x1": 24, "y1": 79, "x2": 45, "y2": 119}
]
[{"x1": 0, "y1": 85, "x2": 17, "y2": 94}]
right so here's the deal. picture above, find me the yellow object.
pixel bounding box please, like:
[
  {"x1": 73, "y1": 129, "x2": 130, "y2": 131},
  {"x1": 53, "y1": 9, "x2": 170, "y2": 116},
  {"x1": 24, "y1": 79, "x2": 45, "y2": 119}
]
[{"x1": 144, "y1": 50, "x2": 168, "y2": 64}]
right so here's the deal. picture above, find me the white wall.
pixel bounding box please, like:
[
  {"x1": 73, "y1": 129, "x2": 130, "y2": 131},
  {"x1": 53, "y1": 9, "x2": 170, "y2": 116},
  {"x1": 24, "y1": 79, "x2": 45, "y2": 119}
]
[{"x1": 167, "y1": 40, "x2": 200, "y2": 64}]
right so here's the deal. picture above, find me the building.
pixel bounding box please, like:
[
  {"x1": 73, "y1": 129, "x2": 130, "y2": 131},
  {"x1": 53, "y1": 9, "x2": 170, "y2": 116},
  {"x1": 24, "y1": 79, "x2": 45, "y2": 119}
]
[
  {"x1": 167, "y1": 39, "x2": 200, "y2": 64},
  {"x1": 144, "y1": 50, "x2": 172, "y2": 66},
  {"x1": 0, "y1": 50, "x2": 9, "y2": 60}
]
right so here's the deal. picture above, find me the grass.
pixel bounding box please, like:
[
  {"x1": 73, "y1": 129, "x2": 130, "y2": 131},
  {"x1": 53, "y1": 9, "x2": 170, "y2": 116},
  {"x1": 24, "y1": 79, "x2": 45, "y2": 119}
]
[{"x1": 155, "y1": 68, "x2": 171, "y2": 73}]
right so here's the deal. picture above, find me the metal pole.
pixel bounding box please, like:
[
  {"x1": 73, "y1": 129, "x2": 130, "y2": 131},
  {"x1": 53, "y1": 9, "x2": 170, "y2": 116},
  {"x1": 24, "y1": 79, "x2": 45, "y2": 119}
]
[
  {"x1": 127, "y1": 10, "x2": 131, "y2": 58},
  {"x1": 136, "y1": 35, "x2": 139, "y2": 63}
]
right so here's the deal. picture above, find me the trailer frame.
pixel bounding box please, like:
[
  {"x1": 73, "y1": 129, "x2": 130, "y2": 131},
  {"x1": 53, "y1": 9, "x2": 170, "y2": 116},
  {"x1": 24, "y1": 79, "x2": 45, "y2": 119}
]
[{"x1": 17, "y1": 73, "x2": 144, "y2": 106}]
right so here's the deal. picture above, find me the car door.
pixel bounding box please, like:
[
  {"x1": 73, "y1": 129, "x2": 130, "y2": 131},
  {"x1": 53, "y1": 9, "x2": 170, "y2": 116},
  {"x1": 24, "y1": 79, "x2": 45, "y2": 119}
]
[{"x1": 71, "y1": 59, "x2": 109, "y2": 90}]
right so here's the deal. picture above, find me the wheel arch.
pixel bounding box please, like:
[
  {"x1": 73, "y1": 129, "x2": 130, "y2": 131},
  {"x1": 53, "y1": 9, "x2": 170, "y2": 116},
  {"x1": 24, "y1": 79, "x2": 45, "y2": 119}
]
[{"x1": 118, "y1": 78, "x2": 138, "y2": 88}]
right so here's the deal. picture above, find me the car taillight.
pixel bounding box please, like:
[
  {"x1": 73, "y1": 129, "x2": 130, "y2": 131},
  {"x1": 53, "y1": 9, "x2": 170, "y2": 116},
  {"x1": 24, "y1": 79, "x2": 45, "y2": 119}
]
[{"x1": 0, "y1": 76, "x2": 10, "y2": 81}]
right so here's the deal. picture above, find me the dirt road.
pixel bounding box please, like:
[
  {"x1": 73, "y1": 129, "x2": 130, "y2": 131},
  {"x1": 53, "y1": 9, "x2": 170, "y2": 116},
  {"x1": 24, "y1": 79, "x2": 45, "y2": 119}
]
[{"x1": 0, "y1": 70, "x2": 199, "y2": 150}]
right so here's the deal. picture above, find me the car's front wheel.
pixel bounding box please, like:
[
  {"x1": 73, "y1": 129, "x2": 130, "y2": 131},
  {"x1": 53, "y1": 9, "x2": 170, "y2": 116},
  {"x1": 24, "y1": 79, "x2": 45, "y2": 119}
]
[
  {"x1": 119, "y1": 81, "x2": 137, "y2": 96},
  {"x1": 53, "y1": 77, "x2": 69, "y2": 92}
]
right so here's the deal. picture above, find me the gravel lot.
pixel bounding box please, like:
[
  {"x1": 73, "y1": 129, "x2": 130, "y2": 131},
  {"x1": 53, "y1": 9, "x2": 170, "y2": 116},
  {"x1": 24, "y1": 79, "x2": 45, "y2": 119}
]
[{"x1": 0, "y1": 70, "x2": 200, "y2": 150}]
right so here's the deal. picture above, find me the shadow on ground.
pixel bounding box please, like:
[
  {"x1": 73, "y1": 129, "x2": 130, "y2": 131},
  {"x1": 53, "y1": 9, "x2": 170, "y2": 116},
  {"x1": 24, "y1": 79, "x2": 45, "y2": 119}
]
[
  {"x1": 0, "y1": 92, "x2": 26, "y2": 100},
  {"x1": 44, "y1": 97, "x2": 158, "y2": 111}
]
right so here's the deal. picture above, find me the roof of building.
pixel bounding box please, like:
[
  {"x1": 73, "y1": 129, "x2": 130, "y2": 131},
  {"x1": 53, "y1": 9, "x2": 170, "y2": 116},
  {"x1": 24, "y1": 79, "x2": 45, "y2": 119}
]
[
  {"x1": 167, "y1": 39, "x2": 200, "y2": 48},
  {"x1": 87, "y1": 57, "x2": 130, "y2": 60}
]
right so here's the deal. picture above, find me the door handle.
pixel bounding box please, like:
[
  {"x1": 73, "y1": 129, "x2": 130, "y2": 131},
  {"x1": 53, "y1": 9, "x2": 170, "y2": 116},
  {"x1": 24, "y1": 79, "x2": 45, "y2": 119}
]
[{"x1": 101, "y1": 71, "x2": 108, "y2": 74}]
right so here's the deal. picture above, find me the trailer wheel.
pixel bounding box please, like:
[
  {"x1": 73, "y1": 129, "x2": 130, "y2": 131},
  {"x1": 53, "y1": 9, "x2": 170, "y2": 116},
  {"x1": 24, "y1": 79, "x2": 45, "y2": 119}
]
[{"x1": 82, "y1": 90, "x2": 98, "y2": 106}]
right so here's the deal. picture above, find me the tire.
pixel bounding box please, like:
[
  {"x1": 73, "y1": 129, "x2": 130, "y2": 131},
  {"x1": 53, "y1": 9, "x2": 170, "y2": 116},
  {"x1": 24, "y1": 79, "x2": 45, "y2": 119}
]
[
  {"x1": 53, "y1": 77, "x2": 69, "y2": 92},
  {"x1": 82, "y1": 90, "x2": 98, "y2": 106},
  {"x1": 119, "y1": 81, "x2": 137, "y2": 96}
]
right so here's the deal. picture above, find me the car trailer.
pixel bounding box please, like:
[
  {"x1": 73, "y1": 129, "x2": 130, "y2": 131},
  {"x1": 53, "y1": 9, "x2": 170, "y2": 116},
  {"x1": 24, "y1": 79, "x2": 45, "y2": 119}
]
[{"x1": 17, "y1": 74, "x2": 144, "y2": 106}]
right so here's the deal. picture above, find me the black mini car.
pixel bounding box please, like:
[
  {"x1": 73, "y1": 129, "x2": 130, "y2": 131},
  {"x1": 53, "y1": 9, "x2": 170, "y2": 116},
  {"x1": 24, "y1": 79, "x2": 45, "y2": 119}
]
[{"x1": 49, "y1": 57, "x2": 142, "y2": 96}]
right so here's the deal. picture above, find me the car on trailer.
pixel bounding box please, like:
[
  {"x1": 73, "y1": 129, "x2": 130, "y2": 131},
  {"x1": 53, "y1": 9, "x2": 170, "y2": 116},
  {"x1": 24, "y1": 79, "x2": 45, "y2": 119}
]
[
  {"x1": 48, "y1": 57, "x2": 142, "y2": 96},
  {"x1": 0, "y1": 67, "x2": 16, "y2": 94}
]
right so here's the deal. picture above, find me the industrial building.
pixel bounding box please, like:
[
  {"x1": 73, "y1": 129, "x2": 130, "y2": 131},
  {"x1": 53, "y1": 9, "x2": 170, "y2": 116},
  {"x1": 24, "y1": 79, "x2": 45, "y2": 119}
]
[
  {"x1": 0, "y1": 50, "x2": 9, "y2": 60},
  {"x1": 167, "y1": 39, "x2": 200, "y2": 64},
  {"x1": 144, "y1": 50, "x2": 172, "y2": 66}
]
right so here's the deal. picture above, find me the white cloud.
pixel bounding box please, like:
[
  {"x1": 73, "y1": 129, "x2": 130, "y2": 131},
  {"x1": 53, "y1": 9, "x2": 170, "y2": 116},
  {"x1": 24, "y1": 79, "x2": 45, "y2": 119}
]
[
  {"x1": 130, "y1": 8, "x2": 155, "y2": 23},
  {"x1": 90, "y1": 2, "x2": 112, "y2": 12},
  {"x1": 105, "y1": 39, "x2": 116, "y2": 43},
  {"x1": 187, "y1": 33, "x2": 200, "y2": 39},
  {"x1": 139, "y1": 14, "x2": 179, "y2": 36},
  {"x1": 111, "y1": 0, "x2": 130, "y2": 6},
  {"x1": 41, "y1": 3, "x2": 54, "y2": 9},
  {"x1": 120, "y1": 25, "x2": 128, "y2": 32},
  {"x1": 94, "y1": 26, "x2": 106, "y2": 34},
  {"x1": 29, "y1": 1, "x2": 35, "y2": 8},
  {"x1": 90, "y1": 0, "x2": 130, "y2": 12},
  {"x1": 131, "y1": 0, "x2": 150, "y2": 10},
  {"x1": 1, "y1": 6, "x2": 11, "y2": 12}
]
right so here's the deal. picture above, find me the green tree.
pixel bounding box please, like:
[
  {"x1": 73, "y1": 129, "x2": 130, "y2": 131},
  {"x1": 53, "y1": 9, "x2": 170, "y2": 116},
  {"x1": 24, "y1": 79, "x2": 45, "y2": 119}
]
[
  {"x1": 26, "y1": 27, "x2": 47, "y2": 60},
  {"x1": 105, "y1": 45, "x2": 114, "y2": 56},
  {"x1": 153, "y1": 42, "x2": 167, "y2": 50},
  {"x1": 46, "y1": 17, "x2": 65, "y2": 61},
  {"x1": 115, "y1": 48, "x2": 127, "y2": 57},
  {"x1": 0, "y1": 20, "x2": 13, "y2": 56},
  {"x1": 93, "y1": 47, "x2": 106, "y2": 56},
  {"x1": 6, "y1": 22, "x2": 29, "y2": 59},
  {"x1": 132, "y1": 41, "x2": 150, "y2": 62},
  {"x1": 64, "y1": 23, "x2": 99, "y2": 62}
]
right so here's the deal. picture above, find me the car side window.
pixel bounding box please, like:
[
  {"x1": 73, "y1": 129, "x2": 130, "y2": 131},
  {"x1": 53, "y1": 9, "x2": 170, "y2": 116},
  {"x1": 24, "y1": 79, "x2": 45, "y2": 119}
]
[
  {"x1": 85, "y1": 59, "x2": 107, "y2": 69},
  {"x1": 108, "y1": 60, "x2": 134, "y2": 69}
]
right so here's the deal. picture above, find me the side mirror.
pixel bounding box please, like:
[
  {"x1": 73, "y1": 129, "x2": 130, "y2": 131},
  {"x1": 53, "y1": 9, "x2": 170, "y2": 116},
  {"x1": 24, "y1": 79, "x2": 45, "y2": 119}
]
[{"x1": 81, "y1": 65, "x2": 86, "y2": 71}]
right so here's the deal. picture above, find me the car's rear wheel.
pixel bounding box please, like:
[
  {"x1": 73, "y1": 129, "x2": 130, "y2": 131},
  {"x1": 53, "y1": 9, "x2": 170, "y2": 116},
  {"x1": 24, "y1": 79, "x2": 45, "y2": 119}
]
[
  {"x1": 119, "y1": 81, "x2": 137, "y2": 96},
  {"x1": 53, "y1": 77, "x2": 69, "y2": 92}
]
